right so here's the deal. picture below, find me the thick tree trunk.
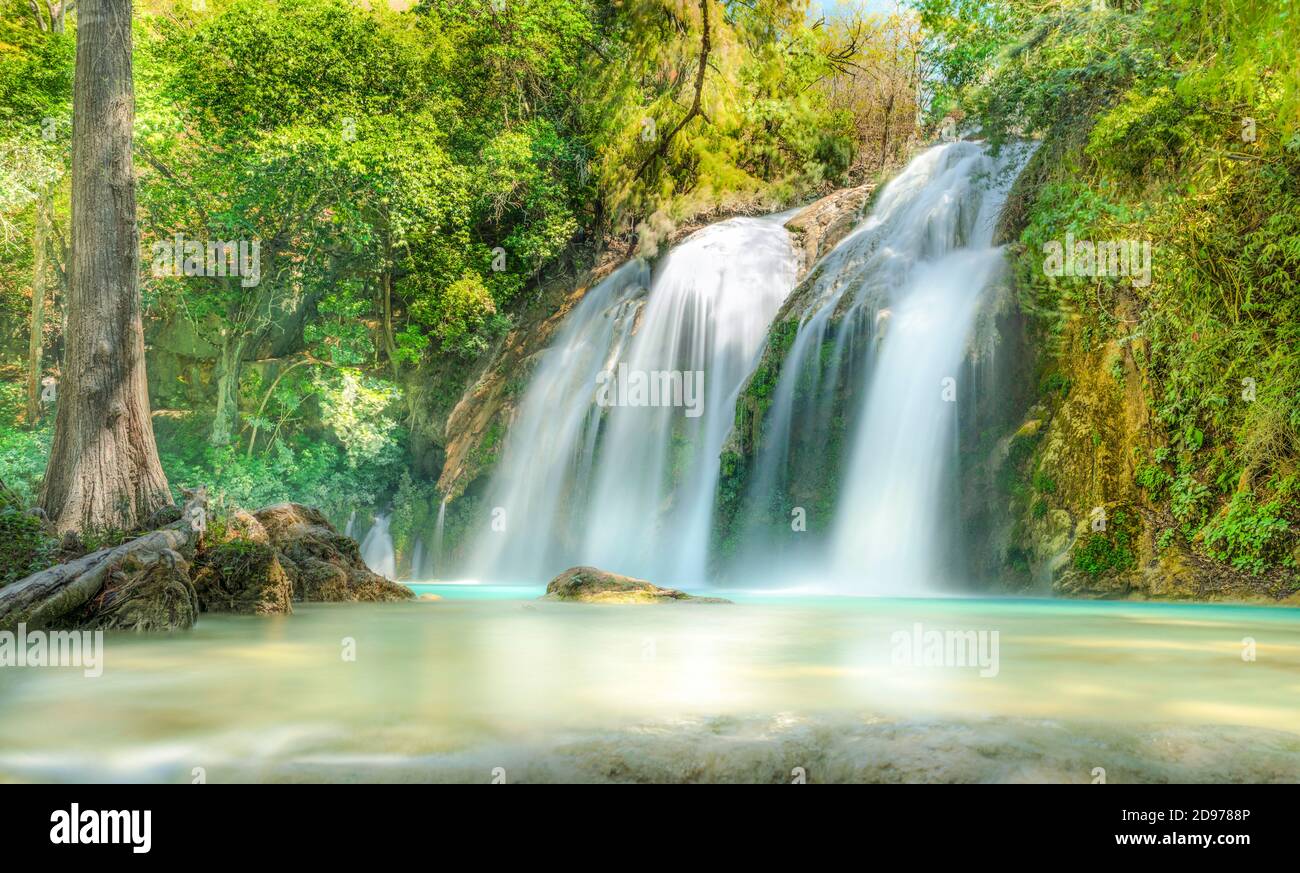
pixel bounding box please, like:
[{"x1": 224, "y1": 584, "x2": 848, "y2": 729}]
[
  {"x1": 39, "y1": 0, "x2": 171, "y2": 534},
  {"x1": 25, "y1": 195, "x2": 50, "y2": 425}
]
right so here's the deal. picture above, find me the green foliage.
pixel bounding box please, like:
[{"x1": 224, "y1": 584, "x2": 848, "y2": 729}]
[
  {"x1": 1073, "y1": 509, "x2": 1136, "y2": 579},
  {"x1": 0, "y1": 503, "x2": 55, "y2": 586},
  {"x1": 158, "y1": 424, "x2": 403, "y2": 528},
  {"x1": 312, "y1": 369, "x2": 404, "y2": 466},
  {"x1": 1202, "y1": 490, "x2": 1292, "y2": 574},
  {"x1": 940, "y1": 0, "x2": 1300, "y2": 576},
  {"x1": 0, "y1": 423, "x2": 49, "y2": 505},
  {"x1": 415, "y1": 272, "x2": 506, "y2": 359},
  {"x1": 914, "y1": 0, "x2": 1033, "y2": 121}
]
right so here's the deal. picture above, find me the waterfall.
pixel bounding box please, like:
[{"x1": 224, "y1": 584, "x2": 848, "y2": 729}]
[
  {"x1": 469, "y1": 215, "x2": 798, "y2": 584},
  {"x1": 455, "y1": 142, "x2": 1027, "y2": 592},
  {"x1": 432, "y1": 496, "x2": 448, "y2": 578},
  {"x1": 732, "y1": 140, "x2": 1033, "y2": 593},
  {"x1": 360, "y1": 514, "x2": 397, "y2": 580},
  {"x1": 410, "y1": 540, "x2": 425, "y2": 581}
]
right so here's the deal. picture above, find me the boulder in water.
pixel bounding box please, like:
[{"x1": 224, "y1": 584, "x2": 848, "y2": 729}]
[
  {"x1": 192, "y1": 538, "x2": 293, "y2": 616},
  {"x1": 252, "y1": 503, "x2": 412, "y2": 602},
  {"x1": 543, "y1": 566, "x2": 730, "y2": 604}
]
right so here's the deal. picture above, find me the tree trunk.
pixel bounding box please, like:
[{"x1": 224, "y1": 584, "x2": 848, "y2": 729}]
[
  {"x1": 209, "y1": 334, "x2": 245, "y2": 446},
  {"x1": 879, "y1": 89, "x2": 895, "y2": 170},
  {"x1": 39, "y1": 0, "x2": 172, "y2": 534},
  {"x1": 381, "y1": 269, "x2": 401, "y2": 381},
  {"x1": 25, "y1": 195, "x2": 50, "y2": 425}
]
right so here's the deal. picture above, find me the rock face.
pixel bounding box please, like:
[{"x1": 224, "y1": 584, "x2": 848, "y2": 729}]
[
  {"x1": 543, "y1": 566, "x2": 730, "y2": 604},
  {"x1": 783, "y1": 182, "x2": 877, "y2": 281},
  {"x1": 251, "y1": 503, "x2": 412, "y2": 602}
]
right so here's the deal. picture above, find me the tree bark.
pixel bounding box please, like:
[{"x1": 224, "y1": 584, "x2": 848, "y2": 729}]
[
  {"x1": 25, "y1": 195, "x2": 50, "y2": 425},
  {"x1": 39, "y1": 0, "x2": 172, "y2": 533}
]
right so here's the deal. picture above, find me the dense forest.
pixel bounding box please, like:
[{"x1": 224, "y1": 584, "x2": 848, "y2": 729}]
[{"x1": 0, "y1": 0, "x2": 1297, "y2": 595}]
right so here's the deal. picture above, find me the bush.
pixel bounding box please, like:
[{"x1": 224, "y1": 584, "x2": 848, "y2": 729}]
[
  {"x1": 1202, "y1": 492, "x2": 1292, "y2": 575},
  {"x1": 0, "y1": 505, "x2": 55, "y2": 587},
  {"x1": 1073, "y1": 509, "x2": 1137, "y2": 579}
]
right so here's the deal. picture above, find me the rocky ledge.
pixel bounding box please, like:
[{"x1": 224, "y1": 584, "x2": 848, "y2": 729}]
[
  {"x1": 543, "y1": 566, "x2": 731, "y2": 604},
  {"x1": 0, "y1": 495, "x2": 411, "y2": 634}
]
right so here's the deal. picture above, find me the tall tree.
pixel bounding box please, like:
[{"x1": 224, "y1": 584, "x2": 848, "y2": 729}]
[{"x1": 40, "y1": 0, "x2": 171, "y2": 533}]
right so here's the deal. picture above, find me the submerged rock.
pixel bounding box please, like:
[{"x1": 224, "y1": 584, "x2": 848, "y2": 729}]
[{"x1": 543, "y1": 566, "x2": 730, "y2": 604}]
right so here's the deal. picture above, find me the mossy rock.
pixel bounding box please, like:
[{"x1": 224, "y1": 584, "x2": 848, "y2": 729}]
[
  {"x1": 1055, "y1": 504, "x2": 1141, "y2": 595},
  {"x1": 252, "y1": 503, "x2": 412, "y2": 602},
  {"x1": 192, "y1": 539, "x2": 293, "y2": 616}
]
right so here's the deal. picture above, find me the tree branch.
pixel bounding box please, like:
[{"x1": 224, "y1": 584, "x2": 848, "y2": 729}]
[{"x1": 634, "y1": 0, "x2": 712, "y2": 183}]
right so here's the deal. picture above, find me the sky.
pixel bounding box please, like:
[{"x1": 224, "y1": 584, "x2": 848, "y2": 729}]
[{"x1": 813, "y1": 0, "x2": 907, "y2": 19}]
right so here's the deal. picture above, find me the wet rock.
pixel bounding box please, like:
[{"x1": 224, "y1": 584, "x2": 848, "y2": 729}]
[
  {"x1": 543, "y1": 566, "x2": 730, "y2": 604},
  {"x1": 784, "y1": 183, "x2": 876, "y2": 280}
]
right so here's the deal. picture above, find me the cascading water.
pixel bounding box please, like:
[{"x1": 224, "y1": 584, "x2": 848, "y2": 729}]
[
  {"x1": 468, "y1": 215, "x2": 798, "y2": 584},
  {"x1": 410, "y1": 540, "x2": 425, "y2": 581},
  {"x1": 432, "y1": 496, "x2": 448, "y2": 577},
  {"x1": 360, "y1": 514, "x2": 397, "y2": 580},
  {"x1": 730, "y1": 140, "x2": 1033, "y2": 593}
]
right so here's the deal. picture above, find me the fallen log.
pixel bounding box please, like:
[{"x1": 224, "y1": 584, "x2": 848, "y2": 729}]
[{"x1": 0, "y1": 488, "x2": 208, "y2": 633}]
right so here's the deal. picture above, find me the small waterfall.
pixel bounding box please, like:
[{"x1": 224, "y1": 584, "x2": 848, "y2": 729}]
[
  {"x1": 432, "y1": 496, "x2": 448, "y2": 578},
  {"x1": 410, "y1": 540, "x2": 425, "y2": 581},
  {"x1": 360, "y1": 514, "x2": 397, "y2": 580},
  {"x1": 732, "y1": 141, "x2": 1032, "y2": 593},
  {"x1": 469, "y1": 215, "x2": 798, "y2": 584},
  {"x1": 344, "y1": 509, "x2": 357, "y2": 539}
]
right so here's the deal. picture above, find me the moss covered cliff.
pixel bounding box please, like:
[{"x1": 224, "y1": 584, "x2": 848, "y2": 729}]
[{"x1": 965, "y1": 3, "x2": 1300, "y2": 602}]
